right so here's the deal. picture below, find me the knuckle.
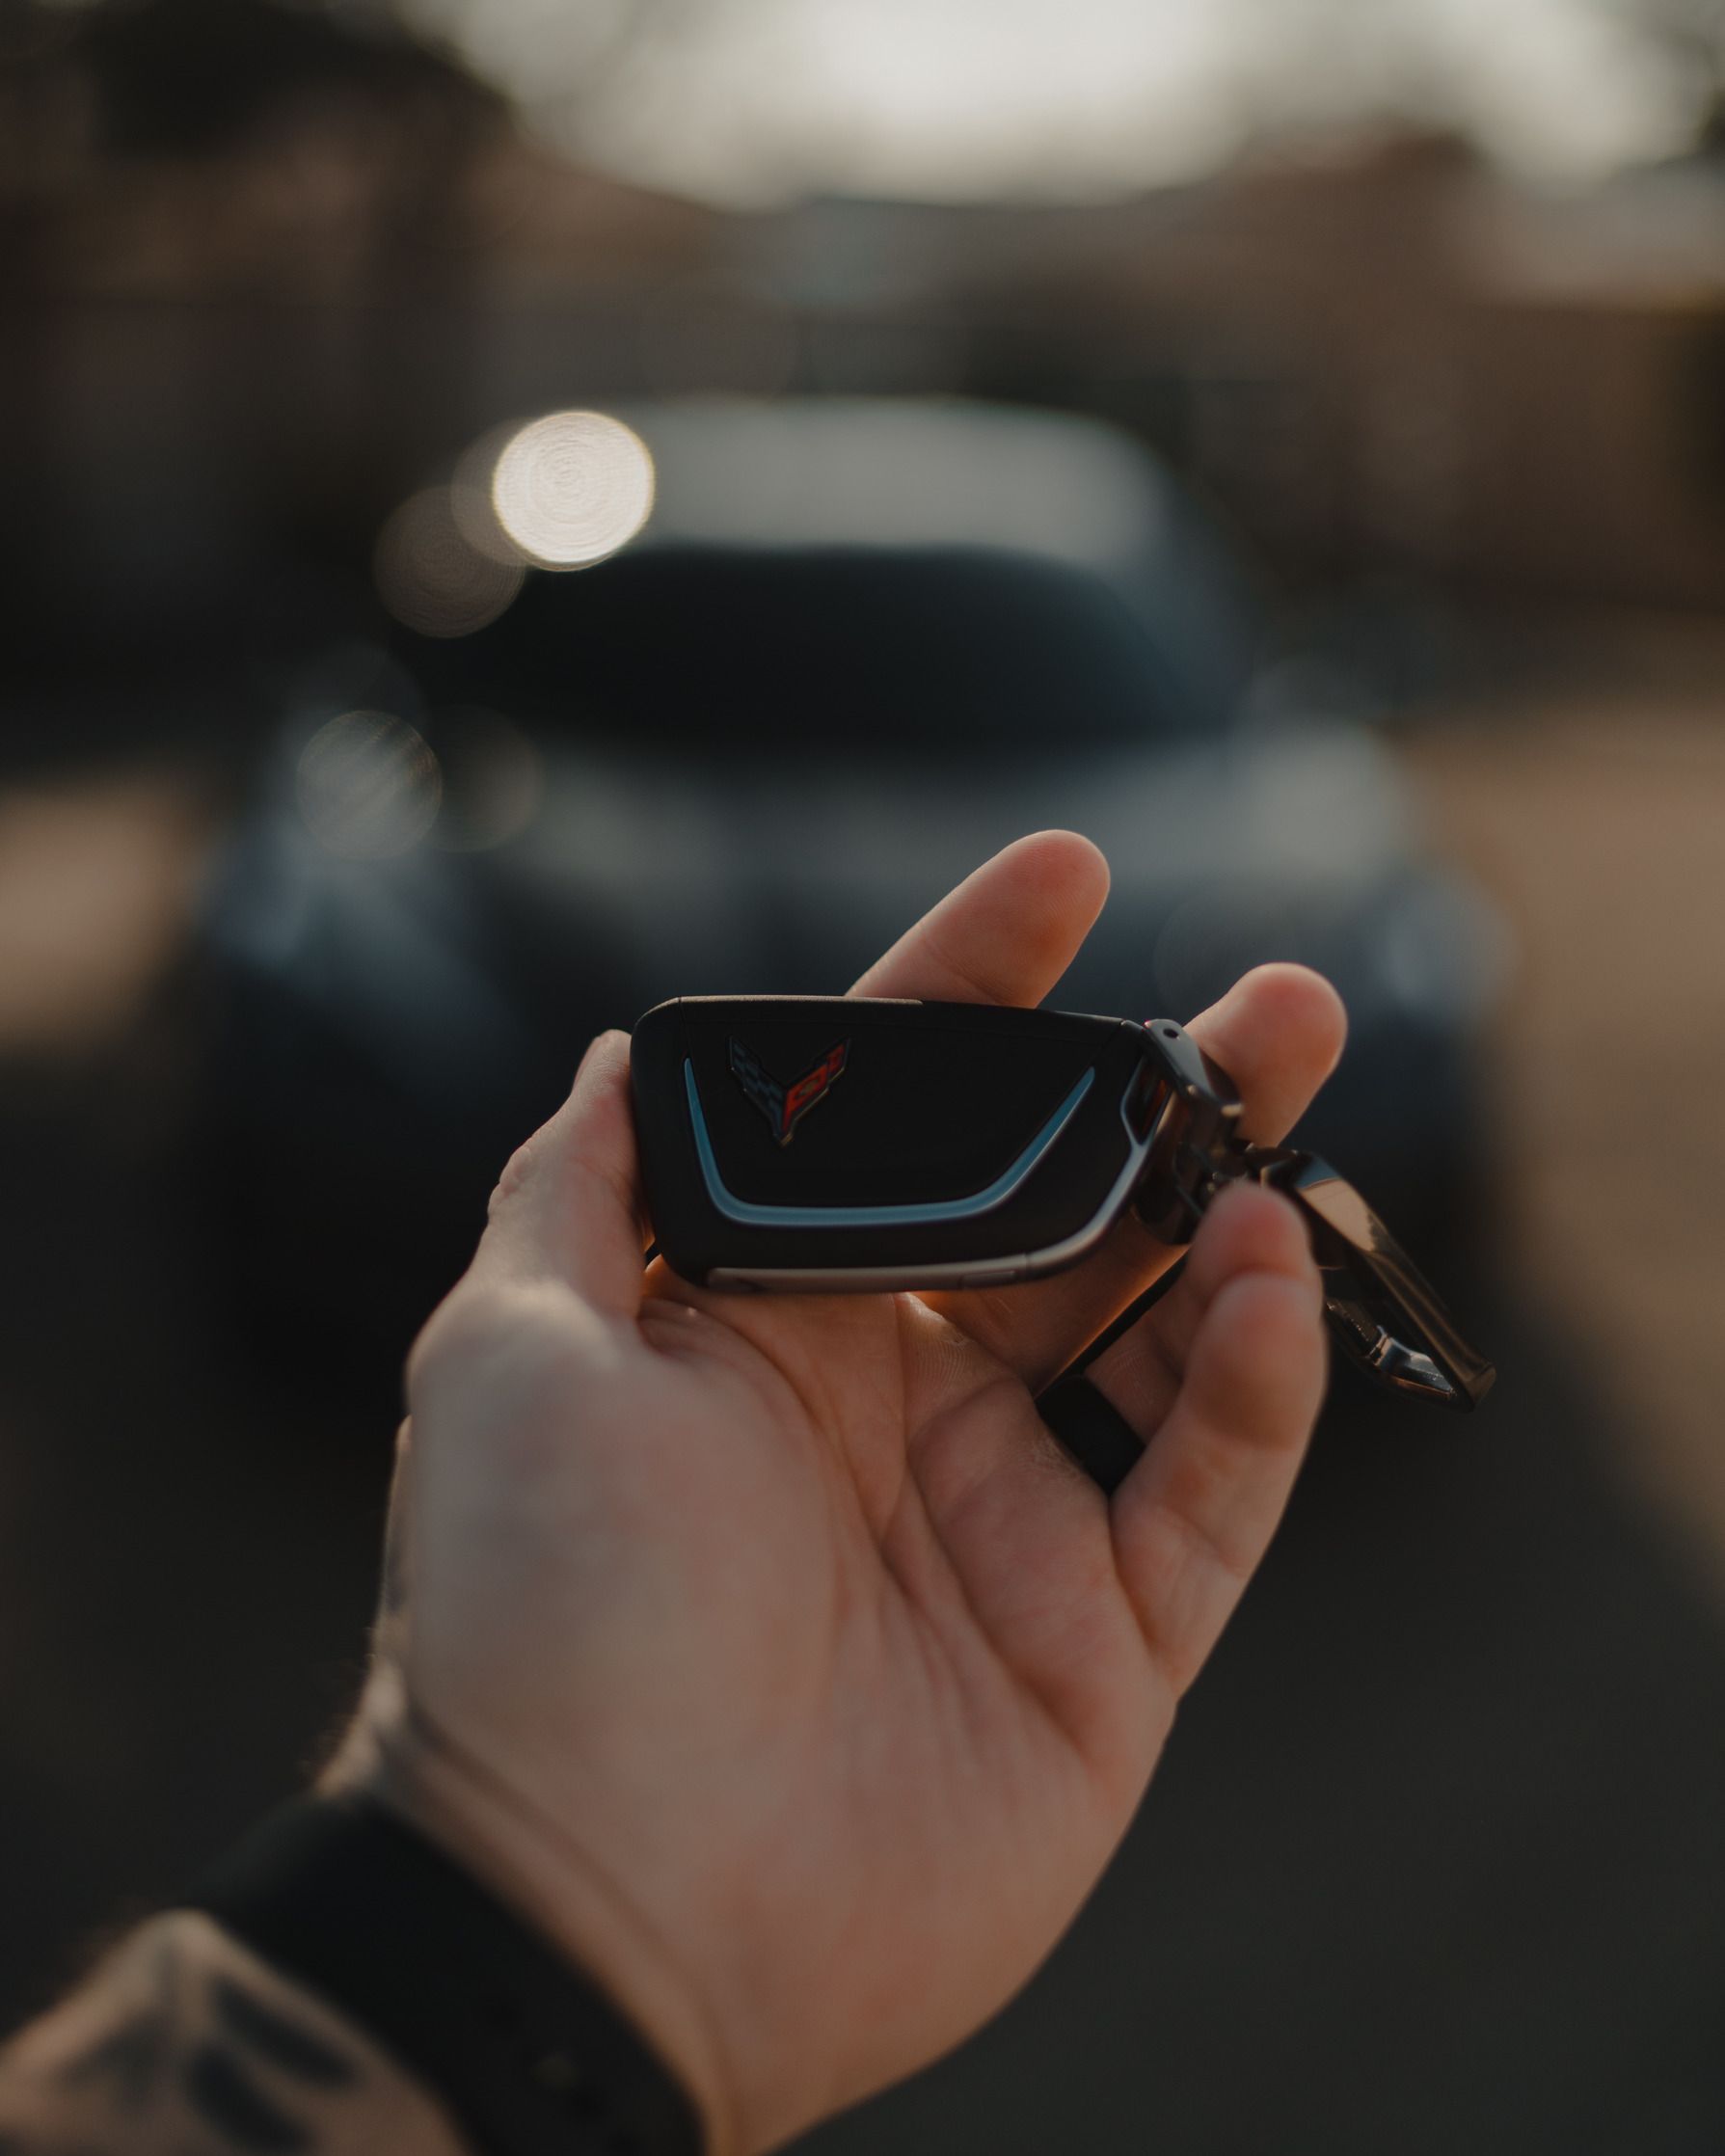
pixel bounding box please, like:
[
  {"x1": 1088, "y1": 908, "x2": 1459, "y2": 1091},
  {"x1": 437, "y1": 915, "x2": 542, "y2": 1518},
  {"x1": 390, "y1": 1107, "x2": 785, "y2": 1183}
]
[
  {"x1": 488, "y1": 1135, "x2": 541, "y2": 1216},
  {"x1": 407, "y1": 1276, "x2": 607, "y2": 1418},
  {"x1": 406, "y1": 1283, "x2": 513, "y2": 1399}
]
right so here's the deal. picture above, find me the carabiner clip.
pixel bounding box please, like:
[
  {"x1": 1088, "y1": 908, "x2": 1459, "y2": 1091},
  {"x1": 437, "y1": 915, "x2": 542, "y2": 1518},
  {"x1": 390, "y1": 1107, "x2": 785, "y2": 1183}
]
[
  {"x1": 1123, "y1": 1018, "x2": 1495, "y2": 1414},
  {"x1": 1251, "y1": 1151, "x2": 1496, "y2": 1412}
]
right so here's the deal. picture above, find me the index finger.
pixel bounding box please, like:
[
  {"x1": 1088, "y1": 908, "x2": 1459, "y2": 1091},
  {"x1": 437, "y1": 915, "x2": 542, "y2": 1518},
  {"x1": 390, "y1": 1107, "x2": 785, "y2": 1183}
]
[{"x1": 849, "y1": 829, "x2": 1111, "y2": 1003}]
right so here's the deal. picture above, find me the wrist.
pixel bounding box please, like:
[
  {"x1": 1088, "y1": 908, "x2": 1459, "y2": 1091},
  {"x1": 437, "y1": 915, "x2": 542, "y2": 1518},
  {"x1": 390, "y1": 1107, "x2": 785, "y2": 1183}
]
[
  {"x1": 190, "y1": 1785, "x2": 718, "y2": 2156},
  {"x1": 327, "y1": 1722, "x2": 745, "y2": 2156}
]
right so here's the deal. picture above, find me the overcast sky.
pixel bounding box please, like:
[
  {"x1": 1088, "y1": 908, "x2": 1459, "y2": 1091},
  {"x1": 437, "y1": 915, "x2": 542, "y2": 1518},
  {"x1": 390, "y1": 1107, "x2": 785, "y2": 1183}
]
[{"x1": 398, "y1": 0, "x2": 1711, "y2": 203}]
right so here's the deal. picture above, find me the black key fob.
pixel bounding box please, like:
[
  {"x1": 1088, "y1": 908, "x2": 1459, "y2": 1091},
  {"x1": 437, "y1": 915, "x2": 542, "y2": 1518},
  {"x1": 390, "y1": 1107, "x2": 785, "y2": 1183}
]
[
  {"x1": 630, "y1": 994, "x2": 1496, "y2": 1413},
  {"x1": 631, "y1": 996, "x2": 1164, "y2": 1292}
]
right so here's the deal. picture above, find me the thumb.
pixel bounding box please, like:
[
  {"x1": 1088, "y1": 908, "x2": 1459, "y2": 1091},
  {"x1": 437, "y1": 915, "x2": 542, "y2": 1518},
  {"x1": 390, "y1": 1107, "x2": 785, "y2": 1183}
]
[{"x1": 469, "y1": 1029, "x2": 648, "y2": 1318}]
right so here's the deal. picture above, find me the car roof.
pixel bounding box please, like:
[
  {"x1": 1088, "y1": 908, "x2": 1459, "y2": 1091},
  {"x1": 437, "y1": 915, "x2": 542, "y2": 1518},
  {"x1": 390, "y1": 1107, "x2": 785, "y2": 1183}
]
[
  {"x1": 630, "y1": 399, "x2": 1178, "y2": 573},
  {"x1": 409, "y1": 398, "x2": 1265, "y2": 740}
]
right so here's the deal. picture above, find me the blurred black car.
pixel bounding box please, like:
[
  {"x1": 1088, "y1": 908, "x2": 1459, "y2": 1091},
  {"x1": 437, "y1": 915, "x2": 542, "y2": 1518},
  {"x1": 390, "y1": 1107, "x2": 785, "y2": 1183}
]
[{"x1": 199, "y1": 398, "x2": 1503, "y2": 1387}]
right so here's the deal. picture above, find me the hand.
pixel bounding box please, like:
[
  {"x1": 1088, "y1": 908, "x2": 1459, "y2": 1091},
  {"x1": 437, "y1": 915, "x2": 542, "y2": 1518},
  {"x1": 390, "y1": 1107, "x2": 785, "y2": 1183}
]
[{"x1": 334, "y1": 832, "x2": 1345, "y2": 2154}]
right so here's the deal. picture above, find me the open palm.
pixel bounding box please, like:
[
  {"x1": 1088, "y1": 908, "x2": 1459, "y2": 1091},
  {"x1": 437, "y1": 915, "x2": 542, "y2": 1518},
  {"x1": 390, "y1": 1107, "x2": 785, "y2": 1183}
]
[{"x1": 349, "y1": 833, "x2": 1344, "y2": 2155}]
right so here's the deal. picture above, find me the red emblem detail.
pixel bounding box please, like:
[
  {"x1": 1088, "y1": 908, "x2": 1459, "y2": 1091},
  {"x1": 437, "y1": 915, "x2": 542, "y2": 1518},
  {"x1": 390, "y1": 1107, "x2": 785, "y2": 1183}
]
[{"x1": 729, "y1": 1037, "x2": 849, "y2": 1145}]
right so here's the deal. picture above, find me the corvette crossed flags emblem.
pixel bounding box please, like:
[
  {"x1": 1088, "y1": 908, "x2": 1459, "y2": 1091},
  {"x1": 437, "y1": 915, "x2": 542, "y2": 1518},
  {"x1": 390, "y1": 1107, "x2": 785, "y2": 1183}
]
[{"x1": 729, "y1": 1036, "x2": 849, "y2": 1145}]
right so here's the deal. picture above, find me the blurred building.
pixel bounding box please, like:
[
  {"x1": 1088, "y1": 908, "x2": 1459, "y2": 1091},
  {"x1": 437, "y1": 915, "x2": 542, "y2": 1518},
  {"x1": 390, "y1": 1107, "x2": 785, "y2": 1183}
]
[{"x1": 7, "y1": 0, "x2": 1725, "y2": 760}]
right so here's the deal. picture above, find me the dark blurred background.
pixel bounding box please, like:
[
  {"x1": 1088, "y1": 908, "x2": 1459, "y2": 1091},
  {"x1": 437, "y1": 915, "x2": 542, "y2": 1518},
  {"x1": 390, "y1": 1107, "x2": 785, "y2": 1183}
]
[{"x1": 5, "y1": 0, "x2": 1725, "y2": 2147}]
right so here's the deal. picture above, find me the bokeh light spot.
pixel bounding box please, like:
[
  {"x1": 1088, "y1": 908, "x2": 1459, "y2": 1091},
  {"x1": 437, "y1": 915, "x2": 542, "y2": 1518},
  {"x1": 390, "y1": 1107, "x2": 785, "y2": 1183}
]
[
  {"x1": 296, "y1": 712, "x2": 443, "y2": 860},
  {"x1": 490, "y1": 411, "x2": 656, "y2": 569},
  {"x1": 374, "y1": 487, "x2": 524, "y2": 637}
]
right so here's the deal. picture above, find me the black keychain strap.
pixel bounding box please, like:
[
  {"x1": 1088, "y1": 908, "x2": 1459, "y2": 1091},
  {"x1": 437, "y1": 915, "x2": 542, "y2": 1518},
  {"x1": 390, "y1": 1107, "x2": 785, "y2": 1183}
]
[
  {"x1": 1034, "y1": 1254, "x2": 1187, "y2": 1493},
  {"x1": 1035, "y1": 1374, "x2": 1146, "y2": 1494},
  {"x1": 186, "y1": 1795, "x2": 705, "y2": 2156}
]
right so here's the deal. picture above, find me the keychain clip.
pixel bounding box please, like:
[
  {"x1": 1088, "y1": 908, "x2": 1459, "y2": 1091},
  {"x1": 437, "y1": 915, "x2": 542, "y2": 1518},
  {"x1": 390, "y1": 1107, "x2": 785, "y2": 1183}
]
[
  {"x1": 1252, "y1": 1150, "x2": 1495, "y2": 1411},
  {"x1": 1127, "y1": 1021, "x2": 1494, "y2": 1413}
]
